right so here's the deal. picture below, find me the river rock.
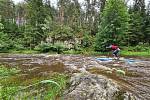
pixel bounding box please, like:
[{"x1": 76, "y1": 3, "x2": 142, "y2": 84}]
[
  {"x1": 64, "y1": 73, "x2": 120, "y2": 100},
  {"x1": 64, "y1": 73, "x2": 138, "y2": 100},
  {"x1": 119, "y1": 57, "x2": 125, "y2": 61}
]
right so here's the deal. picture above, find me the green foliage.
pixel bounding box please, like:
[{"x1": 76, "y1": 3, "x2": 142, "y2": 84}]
[
  {"x1": 115, "y1": 69, "x2": 125, "y2": 76},
  {"x1": 0, "y1": 65, "x2": 20, "y2": 77},
  {"x1": 8, "y1": 50, "x2": 38, "y2": 54},
  {"x1": 53, "y1": 42, "x2": 66, "y2": 54},
  {"x1": 39, "y1": 73, "x2": 68, "y2": 99},
  {"x1": 21, "y1": 0, "x2": 50, "y2": 48},
  {"x1": 26, "y1": 0, "x2": 46, "y2": 26},
  {"x1": 0, "y1": 67, "x2": 68, "y2": 100},
  {"x1": 0, "y1": 0, "x2": 150, "y2": 53},
  {"x1": 133, "y1": 43, "x2": 150, "y2": 52},
  {"x1": 144, "y1": 23, "x2": 150, "y2": 44},
  {"x1": 0, "y1": 32, "x2": 13, "y2": 52},
  {"x1": 18, "y1": 79, "x2": 62, "y2": 99},
  {"x1": 95, "y1": 0, "x2": 129, "y2": 51},
  {"x1": 18, "y1": 25, "x2": 47, "y2": 49},
  {"x1": 40, "y1": 80, "x2": 61, "y2": 88},
  {"x1": 0, "y1": 22, "x2": 4, "y2": 30},
  {"x1": 0, "y1": 16, "x2": 4, "y2": 30},
  {"x1": 0, "y1": 86, "x2": 19, "y2": 100},
  {"x1": 123, "y1": 43, "x2": 150, "y2": 52},
  {"x1": 143, "y1": 7, "x2": 150, "y2": 44},
  {"x1": 121, "y1": 51, "x2": 150, "y2": 57},
  {"x1": 128, "y1": 10, "x2": 144, "y2": 45},
  {"x1": 34, "y1": 42, "x2": 53, "y2": 53},
  {"x1": 13, "y1": 43, "x2": 25, "y2": 51},
  {"x1": 126, "y1": 1, "x2": 149, "y2": 46},
  {"x1": 49, "y1": 25, "x2": 74, "y2": 42},
  {"x1": 35, "y1": 42, "x2": 66, "y2": 53},
  {"x1": 82, "y1": 33, "x2": 94, "y2": 48},
  {"x1": 0, "y1": 27, "x2": 25, "y2": 52},
  {"x1": 63, "y1": 49, "x2": 81, "y2": 54}
]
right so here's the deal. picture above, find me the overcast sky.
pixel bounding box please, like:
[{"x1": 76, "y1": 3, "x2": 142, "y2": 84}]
[
  {"x1": 12, "y1": 0, "x2": 22, "y2": 4},
  {"x1": 12, "y1": 0, "x2": 149, "y2": 5}
]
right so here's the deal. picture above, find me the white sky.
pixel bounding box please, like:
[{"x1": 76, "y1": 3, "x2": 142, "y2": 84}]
[
  {"x1": 12, "y1": 0, "x2": 23, "y2": 4},
  {"x1": 12, "y1": 0, "x2": 149, "y2": 5}
]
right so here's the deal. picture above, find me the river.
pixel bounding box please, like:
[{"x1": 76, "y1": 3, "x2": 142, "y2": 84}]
[{"x1": 0, "y1": 54, "x2": 150, "y2": 99}]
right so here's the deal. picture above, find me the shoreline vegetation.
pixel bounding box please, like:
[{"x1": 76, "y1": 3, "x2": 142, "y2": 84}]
[
  {"x1": 0, "y1": 0, "x2": 150, "y2": 99},
  {"x1": 0, "y1": 48, "x2": 149, "y2": 57},
  {"x1": 0, "y1": 0, "x2": 150, "y2": 59}
]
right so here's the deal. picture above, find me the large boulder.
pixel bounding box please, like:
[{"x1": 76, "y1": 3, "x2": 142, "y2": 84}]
[{"x1": 63, "y1": 73, "x2": 138, "y2": 100}]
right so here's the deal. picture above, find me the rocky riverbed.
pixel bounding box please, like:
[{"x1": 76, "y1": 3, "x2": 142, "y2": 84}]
[{"x1": 0, "y1": 54, "x2": 150, "y2": 100}]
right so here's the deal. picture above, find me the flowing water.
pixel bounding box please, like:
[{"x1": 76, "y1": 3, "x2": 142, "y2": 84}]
[{"x1": 0, "y1": 54, "x2": 150, "y2": 99}]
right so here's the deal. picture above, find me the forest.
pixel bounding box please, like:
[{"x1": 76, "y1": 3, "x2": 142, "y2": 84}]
[
  {"x1": 0, "y1": 0, "x2": 150, "y2": 55},
  {"x1": 0, "y1": 0, "x2": 150, "y2": 100}
]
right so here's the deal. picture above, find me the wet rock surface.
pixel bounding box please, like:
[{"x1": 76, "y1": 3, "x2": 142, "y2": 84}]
[
  {"x1": 64, "y1": 73, "x2": 119, "y2": 100},
  {"x1": 96, "y1": 57, "x2": 150, "y2": 100},
  {"x1": 64, "y1": 73, "x2": 138, "y2": 100},
  {"x1": 0, "y1": 54, "x2": 150, "y2": 100}
]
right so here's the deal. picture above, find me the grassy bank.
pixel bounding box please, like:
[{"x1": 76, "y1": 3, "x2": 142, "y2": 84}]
[
  {"x1": 63, "y1": 48, "x2": 150, "y2": 57},
  {"x1": 0, "y1": 65, "x2": 69, "y2": 100},
  {"x1": 120, "y1": 50, "x2": 150, "y2": 57},
  {"x1": 1, "y1": 47, "x2": 150, "y2": 57}
]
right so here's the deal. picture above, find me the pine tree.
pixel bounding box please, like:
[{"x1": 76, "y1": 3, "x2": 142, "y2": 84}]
[
  {"x1": 127, "y1": 0, "x2": 147, "y2": 45},
  {"x1": 95, "y1": 0, "x2": 129, "y2": 51},
  {"x1": 128, "y1": 7, "x2": 143, "y2": 45},
  {"x1": 144, "y1": 2, "x2": 150, "y2": 44},
  {"x1": 25, "y1": 0, "x2": 48, "y2": 47}
]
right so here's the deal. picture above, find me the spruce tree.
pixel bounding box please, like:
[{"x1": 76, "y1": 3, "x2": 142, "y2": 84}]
[
  {"x1": 127, "y1": 0, "x2": 146, "y2": 45},
  {"x1": 144, "y1": 2, "x2": 150, "y2": 44},
  {"x1": 95, "y1": 0, "x2": 129, "y2": 51}
]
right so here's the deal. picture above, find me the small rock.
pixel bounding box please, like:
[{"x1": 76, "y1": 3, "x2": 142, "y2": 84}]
[{"x1": 113, "y1": 64, "x2": 120, "y2": 66}]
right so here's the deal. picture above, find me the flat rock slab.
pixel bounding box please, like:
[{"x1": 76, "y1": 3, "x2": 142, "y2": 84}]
[{"x1": 64, "y1": 73, "x2": 138, "y2": 100}]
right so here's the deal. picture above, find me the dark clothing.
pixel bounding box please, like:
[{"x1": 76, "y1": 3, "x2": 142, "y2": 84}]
[{"x1": 113, "y1": 49, "x2": 120, "y2": 57}]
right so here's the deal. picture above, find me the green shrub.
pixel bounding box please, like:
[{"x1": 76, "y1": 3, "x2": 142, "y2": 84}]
[
  {"x1": 35, "y1": 42, "x2": 66, "y2": 53},
  {"x1": 124, "y1": 43, "x2": 150, "y2": 52},
  {"x1": 133, "y1": 43, "x2": 150, "y2": 52},
  {"x1": 0, "y1": 32, "x2": 13, "y2": 52},
  {"x1": 53, "y1": 42, "x2": 66, "y2": 54},
  {"x1": 0, "y1": 22, "x2": 4, "y2": 30},
  {"x1": 34, "y1": 42, "x2": 53, "y2": 53},
  {"x1": 49, "y1": 25, "x2": 74, "y2": 42},
  {"x1": 82, "y1": 33, "x2": 94, "y2": 48}
]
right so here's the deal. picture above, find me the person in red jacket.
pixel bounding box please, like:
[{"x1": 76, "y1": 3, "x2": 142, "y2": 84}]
[{"x1": 107, "y1": 44, "x2": 120, "y2": 59}]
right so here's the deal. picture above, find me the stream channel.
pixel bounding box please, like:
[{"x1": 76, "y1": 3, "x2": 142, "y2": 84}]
[{"x1": 0, "y1": 54, "x2": 150, "y2": 100}]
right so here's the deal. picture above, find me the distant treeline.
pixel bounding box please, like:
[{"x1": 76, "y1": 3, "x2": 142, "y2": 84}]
[{"x1": 0, "y1": 0, "x2": 150, "y2": 52}]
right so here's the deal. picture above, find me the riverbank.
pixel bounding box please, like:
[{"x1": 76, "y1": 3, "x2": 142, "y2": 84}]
[
  {"x1": 2, "y1": 49, "x2": 150, "y2": 58},
  {"x1": 0, "y1": 54, "x2": 150, "y2": 99}
]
